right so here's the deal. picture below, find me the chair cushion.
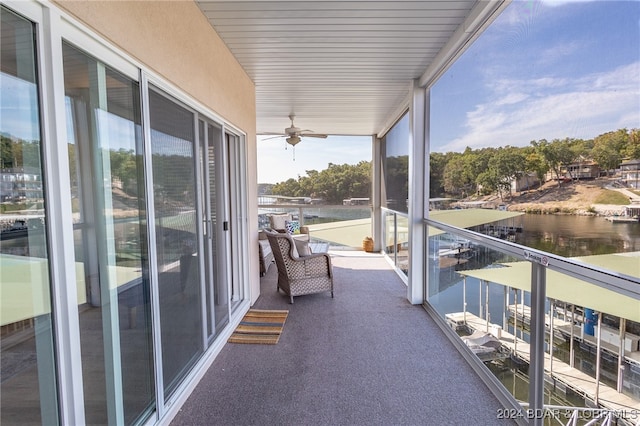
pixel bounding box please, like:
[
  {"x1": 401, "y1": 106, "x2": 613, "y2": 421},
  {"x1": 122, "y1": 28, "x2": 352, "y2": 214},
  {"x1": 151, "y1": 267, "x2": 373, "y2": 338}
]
[
  {"x1": 293, "y1": 238, "x2": 311, "y2": 257},
  {"x1": 269, "y1": 213, "x2": 291, "y2": 230},
  {"x1": 285, "y1": 220, "x2": 300, "y2": 234}
]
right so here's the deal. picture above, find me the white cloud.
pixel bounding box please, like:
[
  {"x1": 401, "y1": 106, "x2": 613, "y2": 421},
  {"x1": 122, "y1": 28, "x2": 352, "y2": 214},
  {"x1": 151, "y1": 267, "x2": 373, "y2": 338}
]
[
  {"x1": 437, "y1": 61, "x2": 640, "y2": 152},
  {"x1": 495, "y1": 92, "x2": 530, "y2": 106},
  {"x1": 538, "y1": 41, "x2": 583, "y2": 67}
]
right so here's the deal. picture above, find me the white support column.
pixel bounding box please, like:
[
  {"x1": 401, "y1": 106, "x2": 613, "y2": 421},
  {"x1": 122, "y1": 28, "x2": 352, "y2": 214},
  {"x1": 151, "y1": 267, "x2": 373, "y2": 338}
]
[
  {"x1": 462, "y1": 277, "x2": 467, "y2": 323},
  {"x1": 407, "y1": 80, "x2": 427, "y2": 304},
  {"x1": 485, "y1": 280, "x2": 490, "y2": 331},
  {"x1": 479, "y1": 279, "x2": 483, "y2": 320},
  {"x1": 529, "y1": 264, "x2": 547, "y2": 426},
  {"x1": 513, "y1": 289, "x2": 519, "y2": 357},
  {"x1": 520, "y1": 289, "x2": 525, "y2": 340},
  {"x1": 595, "y1": 312, "x2": 603, "y2": 405},
  {"x1": 570, "y1": 305, "x2": 575, "y2": 368},
  {"x1": 372, "y1": 135, "x2": 383, "y2": 252},
  {"x1": 618, "y1": 318, "x2": 626, "y2": 393},
  {"x1": 549, "y1": 299, "x2": 555, "y2": 384},
  {"x1": 503, "y1": 286, "x2": 508, "y2": 331}
]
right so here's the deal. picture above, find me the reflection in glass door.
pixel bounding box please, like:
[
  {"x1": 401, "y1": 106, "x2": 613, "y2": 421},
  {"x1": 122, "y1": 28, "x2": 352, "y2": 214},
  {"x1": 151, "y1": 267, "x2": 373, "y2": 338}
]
[
  {"x1": 198, "y1": 120, "x2": 229, "y2": 342},
  {"x1": 62, "y1": 43, "x2": 155, "y2": 425},
  {"x1": 0, "y1": 6, "x2": 58, "y2": 424}
]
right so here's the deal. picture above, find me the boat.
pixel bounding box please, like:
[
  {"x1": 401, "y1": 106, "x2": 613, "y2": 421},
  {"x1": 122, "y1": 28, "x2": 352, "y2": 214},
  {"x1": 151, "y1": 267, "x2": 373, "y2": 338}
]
[
  {"x1": 0, "y1": 219, "x2": 29, "y2": 240},
  {"x1": 0, "y1": 218, "x2": 43, "y2": 240},
  {"x1": 461, "y1": 330, "x2": 508, "y2": 361},
  {"x1": 605, "y1": 215, "x2": 639, "y2": 223}
]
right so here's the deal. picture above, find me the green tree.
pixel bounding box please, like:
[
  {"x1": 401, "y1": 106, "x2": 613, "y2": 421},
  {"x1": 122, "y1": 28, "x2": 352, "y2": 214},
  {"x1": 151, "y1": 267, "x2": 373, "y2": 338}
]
[
  {"x1": 531, "y1": 138, "x2": 575, "y2": 186},
  {"x1": 623, "y1": 128, "x2": 640, "y2": 159},
  {"x1": 475, "y1": 170, "x2": 499, "y2": 195},
  {"x1": 523, "y1": 146, "x2": 548, "y2": 186},
  {"x1": 271, "y1": 161, "x2": 371, "y2": 204},
  {"x1": 592, "y1": 130, "x2": 626, "y2": 175},
  {"x1": 487, "y1": 146, "x2": 526, "y2": 199},
  {"x1": 443, "y1": 149, "x2": 480, "y2": 197},
  {"x1": 429, "y1": 152, "x2": 450, "y2": 197},
  {"x1": 272, "y1": 178, "x2": 302, "y2": 197}
]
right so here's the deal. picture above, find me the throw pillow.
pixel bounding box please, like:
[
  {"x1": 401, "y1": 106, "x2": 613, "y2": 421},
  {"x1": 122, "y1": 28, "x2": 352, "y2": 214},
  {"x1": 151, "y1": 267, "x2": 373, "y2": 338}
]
[
  {"x1": 293, "y1": 238, "x2": 312, "y2": 257},
  {"x1": 285, "y1": 220, "x2": 301, "y2": 234},
  {"x1": 290, "y1": 238, "x2": 300, "y2": 258}
]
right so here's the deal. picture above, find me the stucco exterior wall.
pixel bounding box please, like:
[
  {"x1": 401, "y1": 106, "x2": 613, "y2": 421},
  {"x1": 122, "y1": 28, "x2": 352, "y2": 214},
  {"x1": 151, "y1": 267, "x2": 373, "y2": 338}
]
[{"x1": 54, "y1": 0, "x2": 261, "y2": 303}]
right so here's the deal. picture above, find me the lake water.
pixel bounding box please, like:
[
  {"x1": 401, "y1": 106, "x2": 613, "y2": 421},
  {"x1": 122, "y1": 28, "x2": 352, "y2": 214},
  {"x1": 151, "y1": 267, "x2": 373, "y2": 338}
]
[{"x1": 514, "y1": 214, "x2": 640, "y2": 257}]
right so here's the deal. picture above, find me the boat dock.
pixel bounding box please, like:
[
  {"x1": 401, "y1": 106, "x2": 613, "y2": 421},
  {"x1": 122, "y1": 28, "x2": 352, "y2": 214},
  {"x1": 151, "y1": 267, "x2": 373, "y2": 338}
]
[
  {"x1": 446, "y1": 311, "x2": 640, "y2": 423},
  {"x1": 506, "y1": 304, "x2": 640, "y2": 364}
]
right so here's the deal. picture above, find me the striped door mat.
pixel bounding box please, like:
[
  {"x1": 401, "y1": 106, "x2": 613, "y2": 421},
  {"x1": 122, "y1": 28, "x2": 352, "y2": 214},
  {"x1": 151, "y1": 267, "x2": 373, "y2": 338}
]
[{"x1": 228, "y1": 309, "x2": 289, "y2": 344}]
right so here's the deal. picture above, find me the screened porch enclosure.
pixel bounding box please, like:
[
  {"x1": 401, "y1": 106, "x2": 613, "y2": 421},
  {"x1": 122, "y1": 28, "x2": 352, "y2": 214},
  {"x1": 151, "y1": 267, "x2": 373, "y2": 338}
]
[{"x1": 1, "y1": 1, "x2": 639, "y2": 425}]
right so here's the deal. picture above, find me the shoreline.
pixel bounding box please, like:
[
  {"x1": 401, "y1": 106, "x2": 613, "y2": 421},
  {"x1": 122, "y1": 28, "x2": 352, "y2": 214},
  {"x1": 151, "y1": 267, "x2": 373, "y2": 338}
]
[{"x1": 455, "y1": 180, "x2": 639, "y2": 218}]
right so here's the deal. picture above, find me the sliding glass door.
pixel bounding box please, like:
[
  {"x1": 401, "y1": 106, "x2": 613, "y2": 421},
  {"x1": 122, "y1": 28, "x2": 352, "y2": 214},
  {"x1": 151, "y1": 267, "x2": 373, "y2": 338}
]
[
  {"x1": 0, "y1": 6, "x2": 58, "y2": 424},
  {"x1": 2, "y1": 5, "x2": 249, "y2": 420},
  {"x1": 62, "y1": 42, "x2": 155, "y2": 425},
  {"x1": 147, "y1": 88, "x2": 204, "y2": 399},
  {"x1": 198, "y1": 120, "x2": 229, "y2": 341}
]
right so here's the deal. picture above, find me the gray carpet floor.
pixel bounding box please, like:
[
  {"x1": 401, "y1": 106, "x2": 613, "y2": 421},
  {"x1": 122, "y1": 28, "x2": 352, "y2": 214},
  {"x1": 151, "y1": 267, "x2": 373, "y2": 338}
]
[{"x1": 170, "y1": 251, "x2": 515, "y2": 425}]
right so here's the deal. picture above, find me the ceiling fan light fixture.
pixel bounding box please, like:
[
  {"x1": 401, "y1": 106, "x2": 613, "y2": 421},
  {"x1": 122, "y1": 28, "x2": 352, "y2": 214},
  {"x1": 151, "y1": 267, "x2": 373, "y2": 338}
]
[{"x1": 286, "y1": 136, "x2": 301, "y2": 146}]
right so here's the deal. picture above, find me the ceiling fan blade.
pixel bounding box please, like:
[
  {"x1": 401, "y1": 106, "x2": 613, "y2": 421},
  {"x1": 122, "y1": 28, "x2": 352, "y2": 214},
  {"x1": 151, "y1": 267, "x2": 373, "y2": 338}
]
[
  {"x1": 261, "y1": 135, "x2": 286, "y2": 141},
  {"x1": 301, "y1": 133, "x2": 328, "y2": 139}
]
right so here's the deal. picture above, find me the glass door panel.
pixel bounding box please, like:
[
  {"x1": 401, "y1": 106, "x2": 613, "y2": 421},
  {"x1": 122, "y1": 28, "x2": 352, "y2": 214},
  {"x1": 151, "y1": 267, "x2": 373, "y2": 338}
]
[
  {"x1": 62, "y1": 43, "x2": 155, "y2": 425},
  {"x1": 226, "y1": 133, "x2": 246, "y2": 310},
  {"x1": 209, "y1": 123, "x2": 229, "y2": 332},
  {"x1": 148, "y1": 88, "x2": 203, "y2": 399},
  {"x1": 199, "y1": 120, "x2": 228, "y2": 342},
  {"x1": 0, "y1": 6, "x2": 58, "y2": 424}
]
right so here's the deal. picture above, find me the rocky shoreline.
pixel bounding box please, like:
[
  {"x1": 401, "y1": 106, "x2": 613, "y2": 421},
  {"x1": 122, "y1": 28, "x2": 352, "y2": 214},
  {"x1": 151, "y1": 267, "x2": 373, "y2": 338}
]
[{"x1": 455, "y1": 180, "x2": 637, "y2": 217}]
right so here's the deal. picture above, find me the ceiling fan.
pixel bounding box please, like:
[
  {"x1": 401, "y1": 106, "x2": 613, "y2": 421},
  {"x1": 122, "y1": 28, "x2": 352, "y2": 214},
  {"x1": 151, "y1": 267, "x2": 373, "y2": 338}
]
[{"x1": 262, "y1": 114, "x2": 328, "y2": 147}]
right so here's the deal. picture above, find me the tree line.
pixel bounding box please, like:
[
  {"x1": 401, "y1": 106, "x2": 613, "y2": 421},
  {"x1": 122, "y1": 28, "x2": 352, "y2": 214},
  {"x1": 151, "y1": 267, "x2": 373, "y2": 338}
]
[
  {"x1": 430, "y1": 128, "x2": 639, "y2": 199},
  {"x1": 5, "y1": 127, "x2": 638, "y2": 207},
  {"x1": 266, "y1": 128, "x2": 639, "y2": 203},
  {"x1": 269, "y1": 161, "x2": 371, "y2": 204}
]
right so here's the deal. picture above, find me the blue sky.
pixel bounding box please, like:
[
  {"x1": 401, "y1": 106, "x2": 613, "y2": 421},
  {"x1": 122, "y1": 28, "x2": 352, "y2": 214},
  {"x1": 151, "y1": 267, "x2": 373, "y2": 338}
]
[
  {"x1": 430, "y1": 0, "x2": 640, "y2": 152},
  {"x1": 259, "y1": 1, "x2": 639, "y2": 183},
  {"x1": 257, "y1": 135, "x2": 372, "y2": 183}
]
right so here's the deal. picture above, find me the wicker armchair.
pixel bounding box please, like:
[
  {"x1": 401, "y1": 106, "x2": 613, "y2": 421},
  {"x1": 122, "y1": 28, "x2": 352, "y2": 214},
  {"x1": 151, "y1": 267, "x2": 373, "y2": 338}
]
[{"x1": 265, "y1": 230, "x2": 334, "y2": 304}]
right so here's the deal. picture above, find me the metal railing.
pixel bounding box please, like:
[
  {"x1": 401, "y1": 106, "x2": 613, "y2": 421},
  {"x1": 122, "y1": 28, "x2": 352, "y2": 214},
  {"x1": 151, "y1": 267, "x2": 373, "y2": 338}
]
[
  {"x1": 258, "y1": 203, "x2": 371, "y2": 225},
  {"x1": 424, "y1": 218, "x2": 640, "y2": 426},
  {"x1": 381, "y1": 208, "x2": 409, "y2": 276}
]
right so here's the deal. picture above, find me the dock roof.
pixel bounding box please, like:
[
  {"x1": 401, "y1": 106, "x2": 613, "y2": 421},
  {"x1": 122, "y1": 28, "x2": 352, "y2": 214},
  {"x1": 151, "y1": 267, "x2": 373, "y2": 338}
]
[{"x1": 457, "y1": 252, "x2": 640, "y2": 322}]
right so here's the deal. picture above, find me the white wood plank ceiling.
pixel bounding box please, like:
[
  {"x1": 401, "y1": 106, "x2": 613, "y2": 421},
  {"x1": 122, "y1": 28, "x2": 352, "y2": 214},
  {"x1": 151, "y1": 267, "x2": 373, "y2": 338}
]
[{"x1": 195, "y1": 1, "x2": 505, "y2": 137}]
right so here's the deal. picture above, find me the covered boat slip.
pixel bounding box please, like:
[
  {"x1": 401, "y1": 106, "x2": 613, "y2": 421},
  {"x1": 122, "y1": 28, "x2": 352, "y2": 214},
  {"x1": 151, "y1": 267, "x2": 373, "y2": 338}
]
[
  {"x1": 428, "y1": 209, "x2": 524, "y2": 237},
  {"x1": 448, "y1": 311, "x2": 640, "y2": 423},
  {"x1": 456, "y1": 252, "x2": 640, "y2": 324},
  {"x1": 450, "y1": 252, "x2": 640, "y2": 421}
]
